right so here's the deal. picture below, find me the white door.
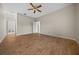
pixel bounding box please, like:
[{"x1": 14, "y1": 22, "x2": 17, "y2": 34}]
[{"x1": 33, "y1": 21, "x2": 40, "y2": 33}]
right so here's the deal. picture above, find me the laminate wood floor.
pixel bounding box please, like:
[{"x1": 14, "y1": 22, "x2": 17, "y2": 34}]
[{"x1": 0, "y1": 33, "x2": 79, "y2": 55}]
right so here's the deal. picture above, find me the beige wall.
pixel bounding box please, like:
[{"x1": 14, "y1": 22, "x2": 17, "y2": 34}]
[
  {"x1": 37, "y1": 4, "x2": 75, "y2": 39},
  {"x1": 75, "y1": 4, "x2": 79, "y2": 43},
  {"x1": 0, "y1": 4, "x2": 5, "y2": 43},
  {"x1": 17, "y1": 13, "x2": 34, "y2": 35}
]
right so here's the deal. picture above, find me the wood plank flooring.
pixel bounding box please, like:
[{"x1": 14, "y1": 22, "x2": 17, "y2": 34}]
[{"x1": 0, "y1": 33, "x2": 79, "y2": 55}]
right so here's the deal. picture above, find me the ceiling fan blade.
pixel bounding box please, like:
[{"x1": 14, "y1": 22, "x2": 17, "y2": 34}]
[
  {"x1": 33, "y1": 10, "x2": 36, "y2": 13},
  {"x1": 37, "y1": 9, "x2": 42, "y2": 12},
  {"x1": 37, "y1": 5, "x2": 42, "y2": 8},
  {"x1": 30, "y1": 3, "x2": 34, "y2": 8},
  {"x1": 28, "y1": 8, "x2": 33, "y2": 10}
]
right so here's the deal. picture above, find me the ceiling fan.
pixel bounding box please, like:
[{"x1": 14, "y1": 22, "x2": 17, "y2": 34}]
[{"x1": 28, "y1": 3, "x2": 42, "y2": 14}]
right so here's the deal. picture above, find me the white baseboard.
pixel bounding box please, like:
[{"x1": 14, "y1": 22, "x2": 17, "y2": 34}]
[
  {"x1": 56, "y1": 36, "x2": 76, "y2": 41},
  {"x1": 40, "y1": 33, "x2": 76, "y2": 40},
  {"x1": 16, "y1": 33, "x2": 33, "y2": 36},
  {"x1": 16, "y1": 33, "x2": 75, "y2": 40}
]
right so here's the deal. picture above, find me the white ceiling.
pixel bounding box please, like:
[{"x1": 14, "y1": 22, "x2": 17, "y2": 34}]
[{"x1": 3, "y1": 3, "x2": 71, "y2": 18}]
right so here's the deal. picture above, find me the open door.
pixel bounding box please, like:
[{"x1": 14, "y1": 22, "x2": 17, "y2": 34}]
[
  {"x1": 7, "y1": 20, "x2": 16, "y2": 38},
  {"x1": 33, "y1": 21, "x2": 40, "y2": 33},
  {"x1": 7, "y1": 21, "x2": 16, "y2": 34}
]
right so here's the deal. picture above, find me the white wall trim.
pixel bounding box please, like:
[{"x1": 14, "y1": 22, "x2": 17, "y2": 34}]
[
  {"x1": 40, "y1": 33, "x2": 76, "y2": 40},
  {"x1": 16, "y1": 33, "x2": 33, "y2": 36}
]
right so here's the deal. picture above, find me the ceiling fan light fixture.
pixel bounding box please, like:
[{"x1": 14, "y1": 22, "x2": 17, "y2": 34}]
[{"x1": 28, "y1": 3, "x2": 42, "y2": 14}]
